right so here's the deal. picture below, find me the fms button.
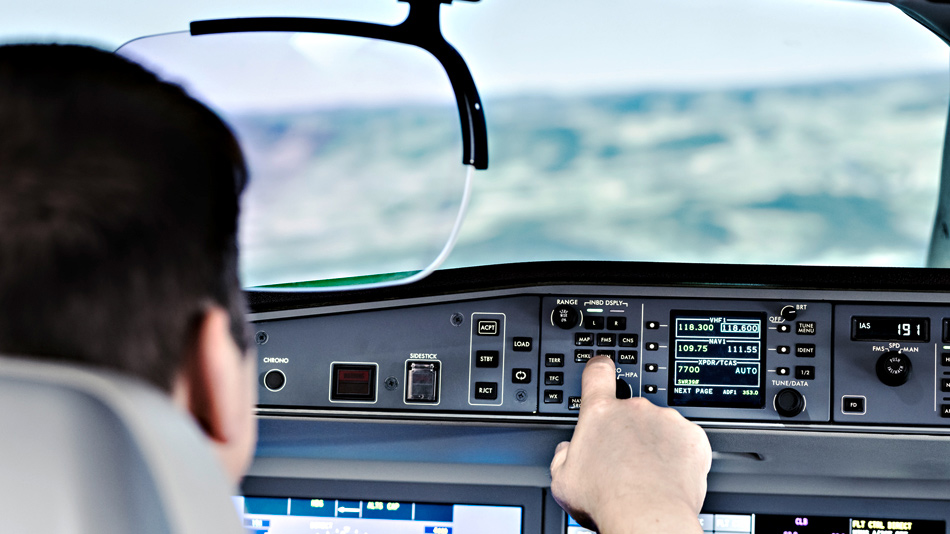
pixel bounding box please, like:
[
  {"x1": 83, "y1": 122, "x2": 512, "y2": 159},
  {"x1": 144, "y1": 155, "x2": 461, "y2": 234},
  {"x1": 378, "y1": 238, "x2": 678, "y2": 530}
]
[{"x1": 477, "y1": 320, "x2": 500, "y2": 336}]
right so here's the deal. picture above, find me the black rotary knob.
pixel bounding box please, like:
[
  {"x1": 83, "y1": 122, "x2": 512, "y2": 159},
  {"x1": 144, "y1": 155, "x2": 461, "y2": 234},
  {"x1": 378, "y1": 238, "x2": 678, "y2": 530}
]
[
  {"x1": 780, "y1": 305, "x2": 798, "y2": 321},
  {"x1": 774, "y1": 388, "x2": 805, "y2": 417},
  {"x1": 876, "y1": 351, "x2": 912, "y2": 387},
  {"x1": 552, "y1": 305, "x2": 580, "y2": 329}
]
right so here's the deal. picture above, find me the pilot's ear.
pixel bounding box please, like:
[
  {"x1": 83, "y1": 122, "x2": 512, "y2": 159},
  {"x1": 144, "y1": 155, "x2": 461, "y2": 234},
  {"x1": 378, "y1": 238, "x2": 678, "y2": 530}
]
[{"x1": 172, "y1": 306, "x2": 257, "y2": 483}]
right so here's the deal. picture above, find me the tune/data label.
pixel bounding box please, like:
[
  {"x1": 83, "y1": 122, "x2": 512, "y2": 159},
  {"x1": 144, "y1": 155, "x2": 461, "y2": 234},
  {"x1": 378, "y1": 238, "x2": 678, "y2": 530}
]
[{"x1": 670, "y1": 311, "x2": 765, "y2": 408}]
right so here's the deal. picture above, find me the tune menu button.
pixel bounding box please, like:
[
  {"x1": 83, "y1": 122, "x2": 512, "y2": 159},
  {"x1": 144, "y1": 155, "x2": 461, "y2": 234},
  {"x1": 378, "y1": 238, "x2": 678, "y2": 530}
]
[
  {"x1": 597, "y1": 333, "x2": 617, "y2": 346},
  {"x1": 796, "y1": 322, "x2": 817, "y2": 335},
  {"x1": 544, "y1": 390, "x2": 563, "y2": 403},
  {"x1": 584, "y1": 316, "x2": 605, "y2": 330},
  {"x1": 575, "y1": 333, "x2": 594, "y2": 346},
  {"x1": 619, "y1": 334, "x2": 639, "y2": 348},
  {"x1": 777, "y1": 346, "x2": 790, "y2": 355},
  {"x1": 607, "y1": 317, "x2": 627, "y2": 330},
  {"x1": 545, "y1": 353, "x2": 565, "y2": 367},
  {"x1": 795, "y1": 344, "x2": 816, "y2": 357},
  {"x1": 474, "y1": 382, "x2": 498, "y2": 400}
]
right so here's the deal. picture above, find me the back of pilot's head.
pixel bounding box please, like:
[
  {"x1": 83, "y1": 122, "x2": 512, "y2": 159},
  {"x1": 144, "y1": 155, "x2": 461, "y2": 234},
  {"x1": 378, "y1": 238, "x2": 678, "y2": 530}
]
[{"x1": 0, "y1": 43, "x2": 249, "y2": 391}]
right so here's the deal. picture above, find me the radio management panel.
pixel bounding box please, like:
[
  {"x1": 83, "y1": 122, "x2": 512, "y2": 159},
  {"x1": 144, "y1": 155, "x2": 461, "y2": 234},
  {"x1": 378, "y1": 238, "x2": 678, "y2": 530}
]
[{"x1": 250, "y1": 285, "x2": 950, "y2": 430}]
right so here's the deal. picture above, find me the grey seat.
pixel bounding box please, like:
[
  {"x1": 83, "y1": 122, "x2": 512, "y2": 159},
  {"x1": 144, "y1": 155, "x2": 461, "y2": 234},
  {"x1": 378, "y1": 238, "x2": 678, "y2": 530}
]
[{"x1": 0, "y1": 355, "x2": 245, "y2": 534}]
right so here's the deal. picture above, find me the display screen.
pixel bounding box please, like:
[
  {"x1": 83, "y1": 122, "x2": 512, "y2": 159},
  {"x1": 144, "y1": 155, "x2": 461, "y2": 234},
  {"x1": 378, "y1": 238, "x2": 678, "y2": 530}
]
[
  {"x1": 567, "y1": 513, "x2": 945, "y2": 534},
  {"x1": 851, "y1": 317, "x2": 929, "y2": 342},
  {"x1": 235, "y1": 495, "x2": 523, "y2": 534},
  {"x1": 669, "y1": 311, "x2": 765, "y2": 408}
]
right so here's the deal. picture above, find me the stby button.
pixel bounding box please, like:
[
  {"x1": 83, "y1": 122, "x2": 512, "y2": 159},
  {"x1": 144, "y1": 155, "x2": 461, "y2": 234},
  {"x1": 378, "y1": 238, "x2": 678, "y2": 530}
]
[
  {"x1": 474, "y1": 382, "x2": 498, "y2": 400},
  {"x1": 842, "y1": 396, "x2": 866, "y2": 415},
  {"x1": 512, "y1": 337, "x2": 533, "y2": 352},
  {"x1": 477, "y1": 320, "x2": 500, "y2": 336},
  {"x1": 796, "y1": 321, "x2": 816, "y2": 335},
  {"x1": 475, "y1": 350, "x2": 500, "y2": 368}
]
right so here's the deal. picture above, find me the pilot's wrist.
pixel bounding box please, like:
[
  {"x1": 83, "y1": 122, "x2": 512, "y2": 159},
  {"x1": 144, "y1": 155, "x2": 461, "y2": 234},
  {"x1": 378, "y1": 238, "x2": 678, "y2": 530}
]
[{"x1": 593, "y1": 499, "x2": 704, "y2": 534}]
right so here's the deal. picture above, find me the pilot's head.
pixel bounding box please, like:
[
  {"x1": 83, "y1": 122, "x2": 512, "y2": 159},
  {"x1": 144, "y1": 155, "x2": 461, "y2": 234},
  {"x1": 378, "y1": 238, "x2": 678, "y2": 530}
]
[{"x1": 0, "y1": 43, "x2": 257, "y2": 482}]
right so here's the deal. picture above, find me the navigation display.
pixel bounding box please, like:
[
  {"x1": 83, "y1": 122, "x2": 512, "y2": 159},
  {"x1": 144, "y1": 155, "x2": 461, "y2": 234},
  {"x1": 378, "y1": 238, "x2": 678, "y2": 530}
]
[
  {"x1": 669, "y1": 311, "x2": 765, "y2": 409},
  {"x1": 234, "y1": 495, "x2": 523, "y2": 534},
  {"x1": 568, "y1": 512, "x2": 945, "y2": 534}
]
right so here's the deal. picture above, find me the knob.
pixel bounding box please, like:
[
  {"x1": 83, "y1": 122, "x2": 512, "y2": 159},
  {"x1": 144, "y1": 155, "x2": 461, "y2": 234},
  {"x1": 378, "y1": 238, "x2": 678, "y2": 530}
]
[
  {"x1": 552, "y1": 305, "x2": 580, "y2": 329},
  {"x1": 616, "y1": 378, "x2": 632, "y2": 399},
  {"x1": 780, "y1": 305, "x2": 798, "y2": 321},
  {"x1": 774, "y1": 388, "x2": 805, "y2": 417},
  {"x1": 876, "y1": 351, "x2": 912, "y2": 387}
]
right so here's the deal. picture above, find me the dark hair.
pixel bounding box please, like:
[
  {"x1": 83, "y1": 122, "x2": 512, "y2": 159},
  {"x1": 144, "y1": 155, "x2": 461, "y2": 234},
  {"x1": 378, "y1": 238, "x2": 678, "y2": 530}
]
[{"x1": 0, "y1": 44, "x2": 249, "y2": 391}]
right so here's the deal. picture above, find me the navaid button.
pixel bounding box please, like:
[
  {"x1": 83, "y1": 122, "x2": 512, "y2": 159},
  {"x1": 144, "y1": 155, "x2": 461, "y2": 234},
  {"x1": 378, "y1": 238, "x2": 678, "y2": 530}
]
[
  {"x1": 474, "y1": 382, "x2": 498, "y2": 400},
  {"x1": 512, "y1": 337, "x2": 533, "y2": 352},
  {"x1": 477, "y1": 320, "x2": 500, "y2": 336},
  {"x1": 568, "y1": 396, "x2": 582, "y2": 410}
]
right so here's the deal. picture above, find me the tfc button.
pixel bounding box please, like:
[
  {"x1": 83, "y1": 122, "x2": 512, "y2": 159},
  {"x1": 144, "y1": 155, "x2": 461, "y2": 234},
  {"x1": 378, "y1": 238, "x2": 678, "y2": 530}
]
[
  {"x1": 511, "y1": 369, "x2": 531, "y2": 384},
  {"x1": 544, "y1": 390, "x2": 563, "y2": 404},
  {"x1": 545, "y1": 353, "x2": 565, "y2": 367},
  {"x1": 842, "y1": 396, "x2": 866, "y2": 415},
  {"x1": 474, "y1": 382, "x2": 498, "y2": 400},
  {"x1": 544, "y1": 372, "x2": 564, "y2": 386},
  {"x1": 512, "y1": 337, "x2": 534, "y2": 352}
]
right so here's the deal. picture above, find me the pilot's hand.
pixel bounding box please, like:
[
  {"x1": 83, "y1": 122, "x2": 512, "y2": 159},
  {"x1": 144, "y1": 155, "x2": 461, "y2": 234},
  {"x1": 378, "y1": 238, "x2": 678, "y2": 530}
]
[{"x1": 550, "y1": 355, "x2": 712, "y2": 534}]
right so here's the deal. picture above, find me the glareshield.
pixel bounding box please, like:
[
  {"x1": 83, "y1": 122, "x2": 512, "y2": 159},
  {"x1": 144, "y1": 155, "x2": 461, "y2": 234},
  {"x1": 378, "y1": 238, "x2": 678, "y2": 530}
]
[{"x1": 117, "y1": 31, "x2": 470, "y2": 289}]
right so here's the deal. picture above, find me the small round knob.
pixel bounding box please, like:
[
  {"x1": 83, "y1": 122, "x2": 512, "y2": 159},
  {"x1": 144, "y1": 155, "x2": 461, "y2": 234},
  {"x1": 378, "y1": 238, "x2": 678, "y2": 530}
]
[
  {"x1": 774, "y1": 388, "x2": 805, "y2": 417},
  {"x1": 552, "y1": 305, "x2": 580, "y2": 329},
  {"x1": 780, "y1": 305, "x2": 798, "y2": 321},
  {"x1": 876, "y1": 351, "x2": 912, "y2": 387}
]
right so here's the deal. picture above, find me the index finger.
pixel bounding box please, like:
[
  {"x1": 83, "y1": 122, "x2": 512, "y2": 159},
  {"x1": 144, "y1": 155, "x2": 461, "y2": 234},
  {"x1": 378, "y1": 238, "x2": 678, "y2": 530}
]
[{"x1": 580, "y1": 355, "x2": 617, "y2": 405}]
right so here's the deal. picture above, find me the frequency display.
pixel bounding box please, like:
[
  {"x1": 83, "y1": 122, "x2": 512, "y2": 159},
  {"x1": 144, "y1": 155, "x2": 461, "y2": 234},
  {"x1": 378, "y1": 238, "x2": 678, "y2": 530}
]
[{"x1": 669, "y1": 311, "x2": 765, "y2": 408}]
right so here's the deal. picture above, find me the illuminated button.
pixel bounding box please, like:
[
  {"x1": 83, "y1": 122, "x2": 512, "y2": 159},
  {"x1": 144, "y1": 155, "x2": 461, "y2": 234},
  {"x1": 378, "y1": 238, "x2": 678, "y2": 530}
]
[
  {"x1": 777, "y1": 324, "x2": 791, "y2": 333},
  {"x1": 942, "y1": 353, "x2": 950, "y2": 367},
  {"x1": 475, "y1": 350, "x2": 500, "y2": 368},
  {"x1": 777, "y1": 346, "x2": 790, "y2": 354},
  {"x1": 331, "y1": 364, "x2": 376, "y2": 401},
  {"x1": 512, "y1": 337, "x2": 533, "y2": 352},
  {"x1": 263, "y1": 369, "x2": 286, "y2": 392},
  {"x1": 796, "y1": 344, "x2": 816, "y2": 357},
  {"x1": 574, "y1": 350, "x2": 593, "y2": 363},
  {"x1": 545, "y1": 353, "x2": 565, "y2": 367},
  {"x1": 618, "y1": 351, "x2": 638, "y2": 365},
  {"x1": 645, "y1": 321, "x2": 660, "y2": 329},
  {"x1": 544, "y1": 372, "x2": 564, "y2": 386},
  {"x1": 942, "y1": 378, "x2": 950, "y2": 392},
  {"x1": 575, "y1": 333, "x2": 594, "y2": 346},
  {"x1": 796, "y1": 321, "x2": 816, "y2": 335},
  {"x1": 795, "y1": 366, "x2": 815, "y2": 380},
  {"x1": 645, "y1": 363, "x2": 658, "y2": 372},
  {"x1": 544, "y1": 390, "x2": 563, "y2": 404},
  {"x1": 619, "y1": 334, "x2": 639, "y2": 347},
  {"x1": 474, "y1": 382, "x2": 498, "y2": 400},
  {"x1": 477, "y1": 320, "x2": 500, "y2": 336},
  {"x1": 597, "y1": 333, "x2": 617, "y2": 346},
  {"x1": 645, "y1": 342, "x2": 659, "y2": 351},
  {"x1": 644, "y1": 385, "x2": 658, "y2": 394},
  {"x1": 607, "y1": 317, "x2": 626, "y2": 330},
  {"x1": 944, "y1": 319, "x2": 950, "y2": 343},
  {"x1": 568, "y1": 396, "x2": 582, "y2": 410},
  {"x1": 596, "y1": 350, "x2": 616, "y2": 361},
  {"x1": 776, "y1": 367, "x2": 790, "y2": 376},
  {"x1": 512, "y1": 368, "x2": 531, "y2": 384},
  {"x1": 584, "y1": 316, "x2": 605, "y2": 330},
  {"x1": 941, "y1": 404, "x2": 950, "y2": 418},
  {"x1": 842, "y1": 396, "x2": 866, "y2": 414}
]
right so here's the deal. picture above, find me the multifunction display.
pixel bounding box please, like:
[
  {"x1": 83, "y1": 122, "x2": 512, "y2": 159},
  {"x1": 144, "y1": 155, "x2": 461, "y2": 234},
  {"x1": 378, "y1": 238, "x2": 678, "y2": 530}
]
[
  {"x1": 851, "y1": 317, "x2": 929, "y2": 342},
  {"x1": 670, "y1": 311, "x2": 765, "y2": 408}
]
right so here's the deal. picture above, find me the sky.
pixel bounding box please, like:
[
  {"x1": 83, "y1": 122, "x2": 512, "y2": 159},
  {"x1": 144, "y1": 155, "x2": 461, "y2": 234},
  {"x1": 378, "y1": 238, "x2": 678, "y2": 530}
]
[{"x1": 0, "y1": 0, "x2": 947, "y2": 98}]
